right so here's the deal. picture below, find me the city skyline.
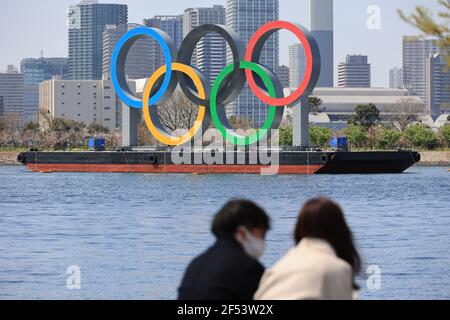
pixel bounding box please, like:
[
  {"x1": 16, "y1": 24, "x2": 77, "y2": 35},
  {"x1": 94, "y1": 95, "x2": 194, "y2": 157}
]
[{"x1": 0, "y1": 0, "x2": 443, "y2": 88}]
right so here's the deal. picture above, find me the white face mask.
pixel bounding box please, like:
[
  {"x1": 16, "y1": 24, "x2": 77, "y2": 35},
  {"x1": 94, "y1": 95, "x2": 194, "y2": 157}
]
[{"x1": 235, "y1": 227, "x2": 266, "y2": 260}]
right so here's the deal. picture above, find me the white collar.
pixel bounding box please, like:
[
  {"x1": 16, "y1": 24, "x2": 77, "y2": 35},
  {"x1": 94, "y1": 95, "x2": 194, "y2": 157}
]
[{"x1": 296, "y1": 238, "x2": 336, "y2": 256}]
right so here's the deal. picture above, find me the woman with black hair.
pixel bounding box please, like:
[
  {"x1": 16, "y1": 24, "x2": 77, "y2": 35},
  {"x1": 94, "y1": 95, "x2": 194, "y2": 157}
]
[{"x1": 255, "y1": 197, "x2": 361, "y2": 300}]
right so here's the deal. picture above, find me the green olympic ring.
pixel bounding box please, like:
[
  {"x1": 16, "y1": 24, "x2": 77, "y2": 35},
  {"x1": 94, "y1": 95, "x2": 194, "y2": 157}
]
[{"x1": 210, "y1": 60, "x2": 279, "y2": 146}]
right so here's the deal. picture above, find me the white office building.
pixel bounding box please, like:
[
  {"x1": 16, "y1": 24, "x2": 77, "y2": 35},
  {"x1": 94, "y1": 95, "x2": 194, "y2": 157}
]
[{"x1": 39, "y1": 79, "x2": 121, "y2": 129}]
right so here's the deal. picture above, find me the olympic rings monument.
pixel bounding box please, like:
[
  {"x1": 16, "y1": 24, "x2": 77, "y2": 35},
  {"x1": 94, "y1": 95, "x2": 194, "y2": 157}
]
[
  {"x1": 16, "y1": 20, "x2": 421, "y2": 174},
  {"x1": 113, "y1": 21, "x2": 320, "y2": 148}
]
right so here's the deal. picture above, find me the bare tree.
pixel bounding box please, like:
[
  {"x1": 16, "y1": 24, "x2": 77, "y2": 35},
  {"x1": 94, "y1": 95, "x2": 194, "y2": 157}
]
[
  {"x1": 138, "y1": 121, "x2": 158, "y2": 146},
  {"x1": 229, "y1": 116, "x2": 252, "y2": 130},
  {"x1": 391, "y1": 98, "x2": 423, "y2": 131},
  {"x1": 0, "y1": 113, "x2": 22, "y2": 148},
  {"x1": 39, "y1": 108, "x2": 53, "y2": 130},
  {"x1": 157, "y1": 91, "x2": 199, "y2": 132}
]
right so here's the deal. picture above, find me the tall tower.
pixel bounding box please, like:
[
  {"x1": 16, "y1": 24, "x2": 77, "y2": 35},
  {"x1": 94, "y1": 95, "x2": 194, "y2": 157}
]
[
  {"x1": 68, "y1": 1, "x2": 128, "y2": 80},
  {"x1": 226, "y1": 0, "x2": 279, "y2": 127},
  {"x1": 310, "y1": 0, "x2": 333, "y2": 87}
]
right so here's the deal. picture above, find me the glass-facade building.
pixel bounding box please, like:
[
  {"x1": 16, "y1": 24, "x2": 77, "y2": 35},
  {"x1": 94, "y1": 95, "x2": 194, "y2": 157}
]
[
  {"x1": 20, "y1": 57, "x2": 69, "y2": 123},
  {"x1": 68, "y1": 1, "x2": 128, "y2": 80}
]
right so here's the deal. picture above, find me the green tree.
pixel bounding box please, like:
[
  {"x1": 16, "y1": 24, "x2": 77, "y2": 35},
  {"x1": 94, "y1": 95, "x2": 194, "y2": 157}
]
[
  {"x1": 404, "y1": 124, "x2": 439, "y2": 149},
  {"x1": 399, "y1": 0, "x2": 450, "y2": 67},
  {"x1": 310, "y1": 126, "x2": 332, "y2": 147},
  {"x1": 308, "y1": 96, "x2": 323, "y2": 113},
  {"x1": 87, "y1": 123, "x2": 110, "y2": 135},
  {"x1": 50, "y1": 118, "x2": 85, "y2": 133},
  {"x1": 345, "y1": 125, "x2": 367, "y2": 149},
  {"x1": 439, "y1": 124, "x2": 450, "y2": 146},
  {"x1": 350, "y1": 104, "x2": 381, "y2": 129},
  {"x1": 377, "y1": 127, "x2": 402, "y2": 150},
  {"x1": 22, "y1": 122, "x2": 40, "y2": 133},
  {"x1": 279, "y1": 126, "x2": 293, "y2": 146}
]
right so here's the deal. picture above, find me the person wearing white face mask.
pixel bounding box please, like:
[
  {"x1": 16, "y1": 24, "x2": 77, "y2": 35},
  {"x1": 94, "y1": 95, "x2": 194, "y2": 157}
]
[{"x1": 178, "y1": 200, "x2": 270, "y2": 300}]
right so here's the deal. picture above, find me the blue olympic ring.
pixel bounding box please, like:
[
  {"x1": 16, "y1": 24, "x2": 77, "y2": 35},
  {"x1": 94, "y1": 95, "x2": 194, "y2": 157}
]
[{"x1": 111, "y1": 27, "x2": 173, "y2": 109}]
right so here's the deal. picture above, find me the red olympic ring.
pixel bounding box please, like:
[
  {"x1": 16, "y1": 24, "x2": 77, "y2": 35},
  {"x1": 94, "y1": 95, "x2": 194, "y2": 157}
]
[{"x1": 245, "y1": 20, "x2": 314, "y2": 107}]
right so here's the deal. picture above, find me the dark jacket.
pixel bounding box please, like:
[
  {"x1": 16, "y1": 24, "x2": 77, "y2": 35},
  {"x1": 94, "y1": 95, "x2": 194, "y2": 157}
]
[{"x1": 178, "y1": 238, "x2": 265, "y2": 300}]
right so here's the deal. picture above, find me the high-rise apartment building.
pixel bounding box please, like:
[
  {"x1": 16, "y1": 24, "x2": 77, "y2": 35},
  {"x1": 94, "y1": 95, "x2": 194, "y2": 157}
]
[
  {"x1": 226, "y1": 0, "x2": 279, "y2": 126},
  {"x1": 68, "y1": 0, "x2": 127, "y2": 80},
  {"x1": 0, "y1": 96, "x2": 4, "y2": 118},
  {"x1": 289, "y1": 44, "x2": 307, "y2": 91},
  {"x1": 338, "y1": 55, "x2": 371, "y2": 88},
  {"x1": 144, "y1": 15, "x2": 184, "y2": 73},
  {"x1": 102, "y1": 23, "x2": 156, "y2": 80},
  {"x1": 20, "y1": 57, "x2": 69, "y2": 123},
  {"x1": 402, "y1": 36, "x2": 440, "y2": 101},
  {"x1": 310, "y1": 0, "x2": 334, "y2": 87},
  {"x1": 426, "y1": 53, "x2": 450, "y2": 118},
  {"x1": 389, "y1": 67, "x2": 403, "y2": 89},
  {"x1": 183, "y1": 6, "x2": 226, "y2": 83},
  {"x1": 0, "y1": 66, "x2": 24, "y2": 121},
  {"x1": 276, "y1": 65, "x2": 290, "y2": 89}
]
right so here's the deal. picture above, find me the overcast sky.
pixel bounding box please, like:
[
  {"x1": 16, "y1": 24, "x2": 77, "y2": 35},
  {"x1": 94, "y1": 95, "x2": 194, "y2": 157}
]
[{"x1": 0, "y1": 0, "x2": 443, "y2": 87}]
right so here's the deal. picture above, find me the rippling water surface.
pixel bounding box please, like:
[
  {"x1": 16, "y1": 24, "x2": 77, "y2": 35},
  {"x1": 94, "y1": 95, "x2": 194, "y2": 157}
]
[{"x1": 0, "y1": 165, "x2": 449, "y2": 300}]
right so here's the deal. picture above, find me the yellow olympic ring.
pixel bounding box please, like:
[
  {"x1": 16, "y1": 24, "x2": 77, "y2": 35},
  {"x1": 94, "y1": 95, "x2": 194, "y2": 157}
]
[{"x1": 142, "y1": 63, "x2": 207, "y2": 146}]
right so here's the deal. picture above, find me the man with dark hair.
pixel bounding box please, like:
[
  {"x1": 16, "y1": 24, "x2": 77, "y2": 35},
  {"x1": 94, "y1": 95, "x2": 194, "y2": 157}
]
[{"x1": 178, "y1": 199, "x2": 271, "y2": 300}]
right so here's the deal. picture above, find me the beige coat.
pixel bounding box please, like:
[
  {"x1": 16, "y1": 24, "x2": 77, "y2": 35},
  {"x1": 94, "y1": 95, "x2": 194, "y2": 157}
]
[{"x1": 255, "y1": 238, "x2": 354, "y2": 300}]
